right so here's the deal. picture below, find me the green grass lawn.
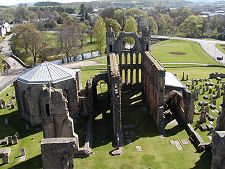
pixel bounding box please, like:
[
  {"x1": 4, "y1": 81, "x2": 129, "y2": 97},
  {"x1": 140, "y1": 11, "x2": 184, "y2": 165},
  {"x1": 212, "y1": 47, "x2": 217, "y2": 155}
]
[
  {"x1": 152, "y1": 40, "x2": 219, "y2": 65},
  {"x1": 216, "y1": 43, "x2": 225, "y2": 54}
]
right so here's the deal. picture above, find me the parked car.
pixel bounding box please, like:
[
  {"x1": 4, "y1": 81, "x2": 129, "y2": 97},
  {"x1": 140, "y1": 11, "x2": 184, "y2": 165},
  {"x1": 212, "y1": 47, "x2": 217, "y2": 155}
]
[{"x1": 217, "y1": 56, "x2": 223, "y2": 60}]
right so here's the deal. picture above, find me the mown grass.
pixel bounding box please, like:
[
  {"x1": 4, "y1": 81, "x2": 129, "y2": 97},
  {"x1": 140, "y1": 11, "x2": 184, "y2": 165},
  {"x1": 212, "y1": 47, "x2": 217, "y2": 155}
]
[
  {"x1": 216, "y1": 43, "x2": 225, "y2": 54},
  {"x1": 0, "y1": 86, "x2": 43, "y2": 169},
  {"x1": 152, "y1": 40, "x2": 220, "y2": 65}
]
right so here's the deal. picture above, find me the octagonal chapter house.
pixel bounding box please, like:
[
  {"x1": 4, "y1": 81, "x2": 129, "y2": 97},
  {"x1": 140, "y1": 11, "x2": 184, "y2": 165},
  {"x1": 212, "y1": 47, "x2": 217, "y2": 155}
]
[{"x1": 14, "y1": 62, "x2": 82, "y2": 126}]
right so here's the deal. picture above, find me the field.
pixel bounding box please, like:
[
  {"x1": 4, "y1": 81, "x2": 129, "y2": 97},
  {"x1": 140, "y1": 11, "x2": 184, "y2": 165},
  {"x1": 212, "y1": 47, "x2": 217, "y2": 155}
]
[{"x1": 0, "y1": 39, "x2": 224, "y2": 169}]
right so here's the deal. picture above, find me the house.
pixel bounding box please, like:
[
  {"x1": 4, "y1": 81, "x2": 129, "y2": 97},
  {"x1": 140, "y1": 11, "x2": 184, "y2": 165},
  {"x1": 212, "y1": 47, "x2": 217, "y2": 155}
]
[{"x1": 0, "y1": 21, "x2": 11, "y2": 37}]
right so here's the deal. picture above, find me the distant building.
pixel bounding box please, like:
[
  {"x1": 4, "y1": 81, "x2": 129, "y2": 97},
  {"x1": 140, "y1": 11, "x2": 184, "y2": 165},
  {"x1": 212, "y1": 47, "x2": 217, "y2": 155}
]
[{"x1": 0, "y1": 21, "x2": 10, "y2": 37}]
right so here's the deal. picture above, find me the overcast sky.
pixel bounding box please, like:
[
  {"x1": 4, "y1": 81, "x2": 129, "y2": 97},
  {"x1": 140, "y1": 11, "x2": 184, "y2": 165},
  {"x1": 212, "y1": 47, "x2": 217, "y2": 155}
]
[{"x1": 0, "y1": 0, "x2": 92, "y2": 6}]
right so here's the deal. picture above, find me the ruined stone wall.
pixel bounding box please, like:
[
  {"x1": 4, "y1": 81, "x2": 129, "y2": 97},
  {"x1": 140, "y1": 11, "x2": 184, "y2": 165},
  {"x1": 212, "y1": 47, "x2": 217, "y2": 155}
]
[
  {"x1": 116, "y1": 51, "x2": 142, "y2": 85},
  {"x1": 142, "y1": 51, "x2": 166, "y2": 134},
  {"x1": 107, "y1": 53, "x2": 123, "y2": 147},
  {"x1": 39, "y1": 86, "x2": 78, "y2": 139},
  {"x1": 41, "y1": 138, "x2": 78, "y2": 169},
  {"x1": 14, "y1": 74, "x2": 81, "y2": 126},
  {"x1": 211, "y1": 95, "x2": 225, "y2": 169}
]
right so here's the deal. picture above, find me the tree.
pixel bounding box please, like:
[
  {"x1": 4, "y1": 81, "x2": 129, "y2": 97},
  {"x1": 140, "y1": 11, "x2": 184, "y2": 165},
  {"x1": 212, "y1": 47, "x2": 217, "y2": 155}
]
[
  {"x1": 146, "y1": 16, "x2": 158, "y2": 34},
  {"x1": 57, "y1": 25, "x2": 80, "y2": 62},
  {"x1": 114, "y1": 9, "x2": 125, "y2": 30},
  {"x1": 124, "y1": 16, "x2": 137, "y2": 45},
  {"x1": 15, "y1": 6, "x2": 31, "y2": 21},
  {"x1": 101, "y1": 7, "x2": 115, "y2": 19},
  {"x1": 155, "y1": 14, "x2": 166, "y2": 35},
  {"x1": 179, "y1": 15, "x2": 203, "y2": 38},
  {"x1": 93, "y1": 17, "x2": 106, "y2": 55},
  {"x1": 12, "y1": 23, "x2": 46, "y2": 65},
  {"x1": 104, "y1": 18, "x2": 121, "y2": 38},
  {"x1": 77, "y1": 23, "x2": 88, "y2": 59}
]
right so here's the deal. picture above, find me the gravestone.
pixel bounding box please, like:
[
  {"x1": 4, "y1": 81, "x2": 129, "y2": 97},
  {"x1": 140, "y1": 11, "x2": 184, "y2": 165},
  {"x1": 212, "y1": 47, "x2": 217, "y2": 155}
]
[
  {"x1": 199, "y1": 110, "x2": 206, "y2": 124},
  {"x1": 15, "y1": 132, "x2": 19, "y2": 138},
  {"x1": 8, "y1": 136, "x2": 12, "y2": 145},
  {"x1": 200, "y1": 124, "x2": 207, "y2": 131},
  {"x1": 136, "y1": 146, "x2": 142, "y2": 152},
  {"x1": 202, "y1": 88, "x2": 205, "y2": 94},
  {"x1": 174, "y1": 140, "x2": 183, "y2": 150},
  {"x1": 13, "y1": 135, "x2": 18, "y2": 144},
  {"x1": 2, "y1": 154, "x2": 9, "y2": 164},
  {"x1": 208, "y1": 114, "x2": 215, "y2": 121},
  {"x1": 5, "y1": 118, "x2": 8, "y2": 126},
  {"x1": 21, "y1": 147, "x2": 26, "y2": 156},
  {"x1": 206, "y1": 124, "x2": 214, "y2": 131},
  {"x1": 181, "y1": 139, "x2": 189, "y2": 145},
  {"x1": 209, "y1": 88, "x2": 212, "y2": 94}
]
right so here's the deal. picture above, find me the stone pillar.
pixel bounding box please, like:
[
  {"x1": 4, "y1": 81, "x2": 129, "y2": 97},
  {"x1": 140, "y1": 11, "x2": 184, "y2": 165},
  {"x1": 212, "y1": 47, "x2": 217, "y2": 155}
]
[{"x1": 13, "y1": 135, "x2": 18, "y2": 144}]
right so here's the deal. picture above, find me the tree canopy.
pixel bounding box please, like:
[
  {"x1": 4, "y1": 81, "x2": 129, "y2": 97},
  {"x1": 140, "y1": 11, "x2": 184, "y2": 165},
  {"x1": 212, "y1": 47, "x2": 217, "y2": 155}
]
[
  {"x1": 93, "y1": 17, "x2": 106, "y2": 55},
  {"x1": 104, "y1": 18, "x2": 121, "y2": 38}
]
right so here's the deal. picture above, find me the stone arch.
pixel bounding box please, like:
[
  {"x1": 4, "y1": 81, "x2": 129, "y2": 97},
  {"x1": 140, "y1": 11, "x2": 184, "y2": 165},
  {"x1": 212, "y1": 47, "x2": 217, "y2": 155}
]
[
  {"x1": 164, "y1": 90, "x2": 184, "y2": 127},
  {"x1": 113, "y1": 32, "x2": 143, "y2": 53},
  {"x1": 92, "y1": 73, "x2": 109, "y2": 102}
]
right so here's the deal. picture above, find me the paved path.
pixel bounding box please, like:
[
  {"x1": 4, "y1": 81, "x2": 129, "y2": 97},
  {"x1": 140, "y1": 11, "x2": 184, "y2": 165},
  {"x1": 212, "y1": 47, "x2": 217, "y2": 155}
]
[
  {"x1": 152, "y1": 35, "x2": 225, "y2": 66},
  {"x1": 0, "y1": 34, "x2": 25, "y2": 92}
]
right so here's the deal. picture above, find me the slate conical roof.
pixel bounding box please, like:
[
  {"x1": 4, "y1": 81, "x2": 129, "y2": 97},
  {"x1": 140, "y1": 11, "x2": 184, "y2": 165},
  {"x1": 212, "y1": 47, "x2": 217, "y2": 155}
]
[{"x1": 17, "y1": 62, "x2": 80, "y2": 84}]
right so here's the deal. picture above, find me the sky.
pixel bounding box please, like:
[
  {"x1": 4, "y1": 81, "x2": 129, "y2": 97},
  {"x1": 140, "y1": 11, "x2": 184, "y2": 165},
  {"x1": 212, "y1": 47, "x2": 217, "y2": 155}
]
[{"x1": 0, "y1": 0, "x2": 92, "y2": 6}]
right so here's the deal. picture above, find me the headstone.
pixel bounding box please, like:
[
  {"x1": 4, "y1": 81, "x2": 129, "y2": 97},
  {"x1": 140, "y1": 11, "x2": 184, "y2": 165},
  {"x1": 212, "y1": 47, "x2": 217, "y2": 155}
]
[
  {"x1": 202, "y1": 88, "x2": 205, "y2": 94},
  {"x1": 2, "y1": 154, "x2": 9, "y2": 164},
  {"x1": 26, "y1": 123, "x2": 29, "y2": 129},
  {"x1": 21, "y1": 147, "x2": 26, "y2": 156},
  {"x1": 209, "y1": 88, "x2": 212, "y2": 94},
  {"x1": 210, "y1": 104, "x2": 216, "y2": 110},
  {"x1": 181, "y1": 72, "x2": 185, "y2": 81},
  {"x1": 13, "y1": 135, "x2": 18, "y2": 144},
  {"x1": 207, "y1": 136, "x2": 212, "y2": 141},
  {"x1": 174, "y1": 140, "x2": 183, "y2": 150},
  {"x1": 206, "y1": 124, "x2": 214, "y2": 131},
  {"x1": 186, "y1": 75, "x2": 188, "y2": 81},
  {"x1": 136, "y1": 146, "x2": 142, "y2": 152},
  {"x1": 206, "y1": 86, "x2": 209, "y2": 91},
  {"x1": 181, "y1": 139, "x2": 189, "y2": 145},
  {"x1": 0, "y1": 99, "x2": 6, "y2": 108},
  {"x1": 15, "y1": 132, "x2": 19, "y2": 138},
  {"x1": 5, "y1": 118, "x2": 8, "y2": 126},
  {"x1": 199, "y1": 110, "x2": 206, "y2": 124},
  {"x1": 170, "y1": 140, "x2": 175, "y2": 145},
  {"x1": 209, "y1": 121, "x2": 214, "y2": 125},
  {"x1": 8, "y1": 136, "x2": 12, "y2": 145},
  {"x1": 203, "y1": 95, "x2": 208, "y2": 99},
  {"x1": 208, "y1": 114, "x2": 215, "y2": 121},
  {"x1": 200, "y1": 85, "x2": 202, "y2": 89},
  {"x1": 194, "y1": 110, "x2": 200, "y2": 115},
  {"x1": 200, "y1": 124, "x2": 207, "y2": 131}
]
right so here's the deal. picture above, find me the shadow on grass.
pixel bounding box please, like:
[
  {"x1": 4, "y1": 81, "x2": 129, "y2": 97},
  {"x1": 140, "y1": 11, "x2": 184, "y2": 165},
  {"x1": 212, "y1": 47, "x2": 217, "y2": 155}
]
[
  {"x1": 0, "y1": 110, "x2": 42, "y2": 139},
  {"x1": 191, "y1": 150, "x2": 212, "y2": 169},
  {"x1": 12, "y1": 155, "x2": 42, "y2": 169},
  {"x1": 165, "y1": 125, "x2": 184, "y2": 137}
]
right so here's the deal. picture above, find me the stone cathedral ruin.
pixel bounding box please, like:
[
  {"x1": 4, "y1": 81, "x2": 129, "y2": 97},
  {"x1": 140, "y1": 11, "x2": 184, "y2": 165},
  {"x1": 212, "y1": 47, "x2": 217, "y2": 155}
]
[{"x1": 13, "y1": 28, "x2": 225, "y2": 169}]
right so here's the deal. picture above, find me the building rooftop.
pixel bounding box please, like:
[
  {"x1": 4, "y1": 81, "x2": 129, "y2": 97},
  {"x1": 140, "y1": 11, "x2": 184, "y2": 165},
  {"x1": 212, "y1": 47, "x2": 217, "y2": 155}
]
[
  {"x1": 165, "y1": 72, "x2": 186, "y2": 88},
  {"x1": 17, "y1": 61, "x2": 80, "y2": 84}
]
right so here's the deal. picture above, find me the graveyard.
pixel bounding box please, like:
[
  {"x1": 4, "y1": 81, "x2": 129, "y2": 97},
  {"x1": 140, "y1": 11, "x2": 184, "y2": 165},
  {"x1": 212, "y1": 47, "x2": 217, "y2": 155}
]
[{"x1": 0, "y1": 37, "x2": 225, "y2": 169}]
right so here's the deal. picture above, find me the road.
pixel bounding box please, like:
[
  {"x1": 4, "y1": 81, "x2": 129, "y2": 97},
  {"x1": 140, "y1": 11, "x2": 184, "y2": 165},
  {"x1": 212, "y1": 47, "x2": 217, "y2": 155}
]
[
  {"x1": 0, "y1": 34, "x2": 25, "y2": 92},
  {"x1": 152, "y1": 35, "x2": 225, "y2": 66}
]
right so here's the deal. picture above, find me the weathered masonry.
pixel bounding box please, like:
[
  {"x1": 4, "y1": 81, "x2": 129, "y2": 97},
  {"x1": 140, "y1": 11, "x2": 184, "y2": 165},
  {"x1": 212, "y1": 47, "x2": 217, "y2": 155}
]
[{"x1": 106, "y1": 28, "x2": 194, "y2": 134}]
